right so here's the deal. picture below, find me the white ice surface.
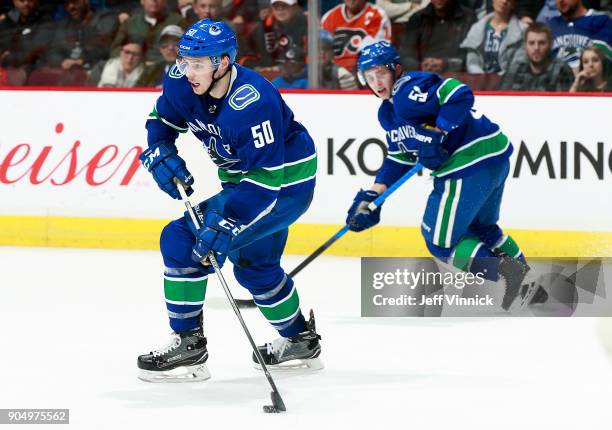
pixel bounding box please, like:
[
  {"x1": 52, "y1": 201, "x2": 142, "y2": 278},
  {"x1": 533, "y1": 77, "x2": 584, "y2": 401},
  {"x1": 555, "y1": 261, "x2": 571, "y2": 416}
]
[{"x1": 1, "y1": 246, "x2": 611, "y2": 429}]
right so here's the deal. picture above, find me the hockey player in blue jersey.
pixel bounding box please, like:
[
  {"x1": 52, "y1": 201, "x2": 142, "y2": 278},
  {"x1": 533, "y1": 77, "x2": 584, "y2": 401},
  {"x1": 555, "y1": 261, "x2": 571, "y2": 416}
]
[
  {"x1": 346, "y1": 41, "x2": 547, "y2": 311},
  {"x1": 136, "y1": 19, "x2": 322, "y2": 382}
]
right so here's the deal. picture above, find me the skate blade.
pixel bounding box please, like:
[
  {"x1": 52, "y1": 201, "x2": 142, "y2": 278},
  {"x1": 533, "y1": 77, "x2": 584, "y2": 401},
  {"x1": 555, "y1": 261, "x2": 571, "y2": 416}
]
[
  {"x1": 254, "y1": 357, "x2": 324, "y2": 372},
  {"x1": 509, "y1": 280, "x2": 539, "y2": 313},
  {"x1": 138, "y1": 363, "x2": 211, "y2": 383}
]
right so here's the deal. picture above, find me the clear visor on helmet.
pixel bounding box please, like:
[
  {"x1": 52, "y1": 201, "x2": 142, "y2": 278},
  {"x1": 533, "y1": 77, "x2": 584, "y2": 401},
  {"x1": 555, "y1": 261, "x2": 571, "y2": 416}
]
[
  {"x1": 358, "y1": 65, "x2": 392, "y2": 87},
  {"x1": 175, "y1": 55, "x2": 217, "y2": 74}
]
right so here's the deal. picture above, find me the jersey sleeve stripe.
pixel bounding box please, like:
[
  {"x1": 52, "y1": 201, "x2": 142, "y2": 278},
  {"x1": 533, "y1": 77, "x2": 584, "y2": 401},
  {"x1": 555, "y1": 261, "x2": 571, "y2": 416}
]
[
  {"x1": 149, "y1": 104, "x2": 189, "y2": 133},
  {"x1": 387, "y1": 153, "x2": 417, "y2": 165},
  {"x1": 436, "y1": 78, "x2": 466, "y2": 105}
]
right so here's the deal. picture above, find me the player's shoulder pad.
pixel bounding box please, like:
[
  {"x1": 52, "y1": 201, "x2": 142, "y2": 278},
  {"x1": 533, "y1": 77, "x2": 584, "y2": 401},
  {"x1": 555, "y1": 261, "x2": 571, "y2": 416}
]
[
  {"x1": 391, "y1": 72, "x2": 442, "y2": 108},
  {"x1": 227, "y1": 65, "x2": 275, "y2": 112},
  {"x1": 392, "y1": 72, "x2": 440, "y2": 97},
  {"x1": 167, "y1": 64, "x2": 185, "y2": 80},
  {"x1": 162, "y1": 64, "x2": 191, "y2": 97}
]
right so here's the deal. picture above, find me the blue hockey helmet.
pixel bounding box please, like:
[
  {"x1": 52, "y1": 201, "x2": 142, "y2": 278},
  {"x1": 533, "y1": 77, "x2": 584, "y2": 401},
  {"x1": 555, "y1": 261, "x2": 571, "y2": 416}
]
[
  {"x1": 178, "y1": 19, "x2": 238, "y2": 68},
  {"x1": 357, "y1": 41, "x2": 401, "y2": 85}
]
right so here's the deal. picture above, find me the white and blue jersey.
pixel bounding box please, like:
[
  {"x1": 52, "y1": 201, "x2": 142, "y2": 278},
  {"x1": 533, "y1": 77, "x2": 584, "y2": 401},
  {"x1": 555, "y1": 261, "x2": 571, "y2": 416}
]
[
  {"x1": 146, "y1": 64, "x2": 317, "y2": 226},
  {"x1": 375, "y1": 71, "x2": 512, "y2": 186},
  {"x1": 549, "y1": 9, "x2": 612, "y2": 69}
]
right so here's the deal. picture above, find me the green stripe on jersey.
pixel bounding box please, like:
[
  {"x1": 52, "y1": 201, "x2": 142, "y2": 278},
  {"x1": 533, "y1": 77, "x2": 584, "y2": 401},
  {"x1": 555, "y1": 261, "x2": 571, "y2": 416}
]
[
  {"x1": 257, "y1": 286, "x2": 300, "y2": 323},
  {"x1": 218, "y1": 154, "x2": 317, "y2": 188},
  {"x1": 433, "y1": 130, "x2": 510, "y2": 177},
  {"x1": 243, "y1": 168, "x2": 283, "y2": 189},
  {"x1": 436, "y1": 78, "x2": 464, "y2": 105},
  {"x1": 148, "y1": 105, "x2": 189, "y2": 133},
  {"x1": 388, "y1": 151, "x2": 418, "y2": 165},
  {"x1": 164, "y1": 277, "x2": 207, "y2": 303},
  {"x1": 283, "y1": 155, "x2": 317, "y2": 185}
]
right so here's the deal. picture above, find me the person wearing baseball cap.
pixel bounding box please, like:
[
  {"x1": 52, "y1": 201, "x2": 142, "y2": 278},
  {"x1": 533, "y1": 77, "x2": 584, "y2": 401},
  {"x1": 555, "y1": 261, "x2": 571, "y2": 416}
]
[
  {"x1": 271, "y1": 44, "x2": 308, "y2": 89},
  {"x1": 248, "y1": 0, "x2": 307, "y2": 69},
  {"x1": 136, "y1": 24, "x2": 184, "y2": 87}
]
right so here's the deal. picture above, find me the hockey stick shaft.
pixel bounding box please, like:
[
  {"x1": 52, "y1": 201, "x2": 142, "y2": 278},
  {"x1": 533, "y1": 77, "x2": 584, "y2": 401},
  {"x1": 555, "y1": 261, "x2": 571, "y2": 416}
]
[
  {"x1": 367, "y1": 162, "x2": 423, "y2": 211},
  {"x1": 237, "y1": 163, "x2": 423, "y2": 308},
  {"x1": 176, "y1": 182, "x2": 286, "y2": 411}
]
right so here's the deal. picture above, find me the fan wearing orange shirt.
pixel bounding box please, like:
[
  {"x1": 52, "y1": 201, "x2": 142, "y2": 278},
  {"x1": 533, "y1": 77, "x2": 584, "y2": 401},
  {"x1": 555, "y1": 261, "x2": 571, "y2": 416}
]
[{"x1": 321, "y1": 0, "x2": 392, "y2": 72}]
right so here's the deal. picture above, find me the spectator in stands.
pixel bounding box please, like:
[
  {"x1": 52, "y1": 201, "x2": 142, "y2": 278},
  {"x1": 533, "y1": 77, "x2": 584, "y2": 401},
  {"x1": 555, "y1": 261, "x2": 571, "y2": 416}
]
[
  {"x1": 400, "y1": 0, "x2": 476, "y2": 73},
  {"x1": 322, "y1": 0, "x2": 392, "y2": 73},
  {"x1": 271, "y1": 44, "x2": 308, "y2": 88},
  {"x1": 111, "y1": 0, "x2": 184, "y2": 64},
  {"x1": 104, "y1": 0, "x2": 140, "y2": 24},
  {"x1": 171, "y1": 0, "x2": 193, "y2": 17},
  {"x1": 46, "y1": 0, "x2": 118, "y2": 72},
  {"x1": 97, "y1": 35, "x2": 145, "y2": 86},
  {"x1": 376, "y1": 0, "x2": 429, "y2": 25},
  {"x1": 515, "y1": 0, "x2": 601, "y2": 24},
  {"x1": 460, "y1": 0, "x2": 527, "y2": 74},
  {"x1": 136, "y1": 23, "x2": 181, "y2": 86},
  {"x1": 569, "y1": 46, "x2": 610, "y2": 91},
  {"x1": 320, "y1": 30, "x2": 358, "y2": 89},
  {"x1": 500, "y1": 22, "x2": 574, "y2": 90},
  {"x1": 0, "y1": 0, "x2": 52, "y2": 71},
  {"x1": 549, "y1": 0, "x2": 611, "y2": 71},
  {"x1": 185, "y1": 0, "x2": 222, "y2": 25},
  {"x1": 183, "y1": 0, "x2": 253, "y2": 62},
  {"x1": 249, "y1": 0, "x2": 307, "y2": 69},
  {"x1": 459, "y1": 0, "x2": 491, "y2": 18}
]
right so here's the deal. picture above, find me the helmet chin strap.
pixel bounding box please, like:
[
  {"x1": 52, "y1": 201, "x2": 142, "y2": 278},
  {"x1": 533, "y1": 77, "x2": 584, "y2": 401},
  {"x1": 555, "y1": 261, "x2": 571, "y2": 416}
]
[{"x1": 201, "y1": 55, "x2": 231, "y2": 96}]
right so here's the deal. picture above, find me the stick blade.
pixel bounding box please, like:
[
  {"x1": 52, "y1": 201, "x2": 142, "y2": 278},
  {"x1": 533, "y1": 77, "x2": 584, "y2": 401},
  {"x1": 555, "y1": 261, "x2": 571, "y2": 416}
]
[{"x1": 271, "y1": 391, "x2": 286, "y2": 412}]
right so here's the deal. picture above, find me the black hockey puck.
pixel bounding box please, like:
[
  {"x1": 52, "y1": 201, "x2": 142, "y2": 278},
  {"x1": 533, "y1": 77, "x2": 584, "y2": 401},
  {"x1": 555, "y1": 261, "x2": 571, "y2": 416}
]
[{"x1": 263, "y1": 405, "x2": 280, "y2": 413}]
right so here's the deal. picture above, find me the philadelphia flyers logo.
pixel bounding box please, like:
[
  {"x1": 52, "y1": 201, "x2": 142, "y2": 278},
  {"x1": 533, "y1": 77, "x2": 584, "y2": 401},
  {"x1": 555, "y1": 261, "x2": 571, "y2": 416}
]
[{"x1": 332, "y1": 28, "x2": 368, "y2": 57}]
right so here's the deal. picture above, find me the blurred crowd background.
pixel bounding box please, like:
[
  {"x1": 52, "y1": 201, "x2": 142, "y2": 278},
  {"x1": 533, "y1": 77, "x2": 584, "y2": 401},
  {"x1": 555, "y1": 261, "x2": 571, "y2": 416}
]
[{"x1": 0, "y1": 0, "x2": 610, "y2": 91}]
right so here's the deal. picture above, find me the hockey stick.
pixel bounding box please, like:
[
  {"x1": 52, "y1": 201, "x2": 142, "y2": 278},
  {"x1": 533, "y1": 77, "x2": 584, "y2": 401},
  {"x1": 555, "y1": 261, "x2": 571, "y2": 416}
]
[
  {"x1": 176, "y1": 181, "x2": 286, "y2": 414},
  {"x1": 236, "y1": 162, "x2": 424, "y2": 308}
]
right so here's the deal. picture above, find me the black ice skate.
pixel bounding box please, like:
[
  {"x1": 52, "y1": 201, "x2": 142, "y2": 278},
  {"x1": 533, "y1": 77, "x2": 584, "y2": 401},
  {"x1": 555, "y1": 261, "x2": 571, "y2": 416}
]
[
  {"x1": 137, "y1": 327, "x2": 210, "y2": 382},
  {"x1": 498, "y1": 255, "x2": 542, "y2": 311},
  {"x1": 253, "y1": 310, "x2": 323, "y2": 371}
]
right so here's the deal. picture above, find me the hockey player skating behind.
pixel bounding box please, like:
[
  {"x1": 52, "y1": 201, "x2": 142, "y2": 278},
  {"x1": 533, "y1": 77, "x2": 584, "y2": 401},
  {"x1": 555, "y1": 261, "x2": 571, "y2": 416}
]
[
  {"x1": 137, "y1": 20, "x2": 322, "y2": 382},
  {"x1": 346, "y1": 41, "x2": 547, "y2": 311}
]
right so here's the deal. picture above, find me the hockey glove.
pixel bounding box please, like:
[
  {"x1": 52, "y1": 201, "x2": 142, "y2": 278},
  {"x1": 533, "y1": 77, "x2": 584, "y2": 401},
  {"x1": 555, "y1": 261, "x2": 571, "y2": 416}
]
[
  {"x1": 191, "y1": 212, "x2": 242, "y2": 268},
  {"x1": 346, "y1": 190, "x2": 382, "y2": 232},
  {"x1": 415, "y1": 126, "x2": 449, "y2": 170},
  {"x1": 139, "y1": 142, "x2": 194, "y2": 199}
]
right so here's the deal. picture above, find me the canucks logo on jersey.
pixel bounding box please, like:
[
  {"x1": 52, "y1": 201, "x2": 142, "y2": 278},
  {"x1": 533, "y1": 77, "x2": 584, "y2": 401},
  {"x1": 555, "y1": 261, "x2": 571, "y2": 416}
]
[
  {"x1": 229, "y1": 84, "x2": 260, "y2": 110},
  {"x1": 204, "y1": 136, "x2": 239, "y2": 168}
]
